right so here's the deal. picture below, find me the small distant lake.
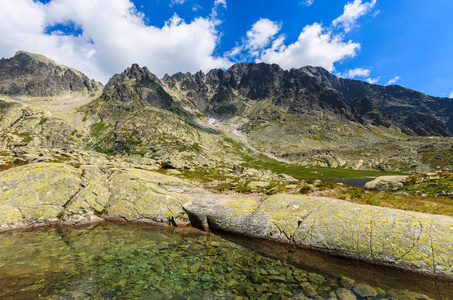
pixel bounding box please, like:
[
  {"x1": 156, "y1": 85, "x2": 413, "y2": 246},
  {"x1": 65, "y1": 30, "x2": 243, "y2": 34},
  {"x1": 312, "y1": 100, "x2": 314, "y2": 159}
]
[
  {"x1": 0, "y1": 223, "x2": 450, "y2": 299},
  {"x1": 315, "y1": 178, "x2": 375, "y2": 188}
]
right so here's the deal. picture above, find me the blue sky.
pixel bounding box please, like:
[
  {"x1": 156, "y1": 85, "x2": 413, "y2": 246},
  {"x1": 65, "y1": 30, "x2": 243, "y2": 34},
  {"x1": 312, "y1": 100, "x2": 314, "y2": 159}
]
[{"x1": 0, "y1": 0, "x2": 452, "y2": 98}]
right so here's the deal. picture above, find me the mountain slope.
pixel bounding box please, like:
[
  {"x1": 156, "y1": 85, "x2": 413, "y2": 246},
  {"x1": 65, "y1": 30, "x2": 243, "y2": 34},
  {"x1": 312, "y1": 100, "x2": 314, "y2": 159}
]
[
  {"x1": 0, "y1": 51, "x2": 101, "y2": 97},
  {"x1": 301, "y1": 65, "x2": 453, "y2": 135},
  {"x1": 81, "y1": 64, "x2": 245, "y2": 168},
  {"x1": 0, "y1": 51, "x2": 452, "y2": 173}
]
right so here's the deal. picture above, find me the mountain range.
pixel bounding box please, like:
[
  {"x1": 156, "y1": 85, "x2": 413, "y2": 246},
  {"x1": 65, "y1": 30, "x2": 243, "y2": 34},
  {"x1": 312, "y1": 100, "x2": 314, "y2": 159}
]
[{"x1": 1, "y1": 51, "x2": 452, "y2": 173}]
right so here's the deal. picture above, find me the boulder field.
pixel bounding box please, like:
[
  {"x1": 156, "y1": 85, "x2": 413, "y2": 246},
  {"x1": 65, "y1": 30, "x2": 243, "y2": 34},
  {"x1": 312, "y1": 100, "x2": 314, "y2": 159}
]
[{"x1": 1, "y1": 163, "x2": 452, "y2": 279}]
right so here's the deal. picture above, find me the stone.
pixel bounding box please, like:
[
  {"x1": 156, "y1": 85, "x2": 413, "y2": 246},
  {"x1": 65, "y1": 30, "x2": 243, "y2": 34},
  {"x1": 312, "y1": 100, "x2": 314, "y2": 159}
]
[
  {"x1": 308, "y1": 272, "x2": 326, "y2": 285},
  {"x1": 189, "y1": 262, "x2": 201, "y2": 273},
  {"x1": 166, "y1": 169, "x2": 182, "y2": 175},
  {"x1": 278, "y1": 173, "x2": 298, "y2": 182},
  {"x1": 300, "y1": 282, "x2": 317, "y2": 297},
  {"x1": 248, "y1": 181, "x2": 270, "y2": 189},
  {"x1": 352, "y1": 283, "x2": 377, "y2": 298},
  {"x1": 336, "y1": 288, "x2": 357, "y2": 300},
  {"x1": 364, "y1": 176, "x2": 407, "y2": 191}
]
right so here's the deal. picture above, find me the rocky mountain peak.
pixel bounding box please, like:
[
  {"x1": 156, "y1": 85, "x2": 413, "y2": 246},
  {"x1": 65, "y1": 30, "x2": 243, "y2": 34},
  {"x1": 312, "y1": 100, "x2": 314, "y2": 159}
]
[
  {"x1": 102, "y1": 63, "x2": 174, "y2": 109},
  {"x1": 0, "y1": 51, "x2": 101, "y2": 97}
]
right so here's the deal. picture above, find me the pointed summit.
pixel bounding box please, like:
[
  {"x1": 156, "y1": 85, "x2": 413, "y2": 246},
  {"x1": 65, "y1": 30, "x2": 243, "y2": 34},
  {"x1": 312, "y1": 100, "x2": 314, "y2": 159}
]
[{"x1": 102, "y1": 63, "x2": 174, "y2": 109}]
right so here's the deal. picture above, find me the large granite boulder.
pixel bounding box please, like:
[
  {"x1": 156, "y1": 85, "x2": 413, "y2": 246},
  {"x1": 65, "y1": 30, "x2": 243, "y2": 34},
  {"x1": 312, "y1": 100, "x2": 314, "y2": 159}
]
[
  {"x1": 364, "y1": 175, "x2": 407, "y2": 191},
  {"x1": 184, "y1": 194, "x2": 453, "y2": 277}
]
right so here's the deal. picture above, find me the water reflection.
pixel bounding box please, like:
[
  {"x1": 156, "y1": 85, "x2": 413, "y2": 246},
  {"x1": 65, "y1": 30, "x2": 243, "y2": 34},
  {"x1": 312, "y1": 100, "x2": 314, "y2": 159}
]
[{"x1": 0, "y1": 223, "x2": 450, "y2": 299}]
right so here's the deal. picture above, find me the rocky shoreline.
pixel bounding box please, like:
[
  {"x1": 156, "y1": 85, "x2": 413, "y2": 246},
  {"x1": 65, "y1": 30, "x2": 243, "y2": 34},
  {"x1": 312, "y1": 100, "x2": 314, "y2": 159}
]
[{"x1": 1, "y1": 162, "x2": 453, "y2": 282}]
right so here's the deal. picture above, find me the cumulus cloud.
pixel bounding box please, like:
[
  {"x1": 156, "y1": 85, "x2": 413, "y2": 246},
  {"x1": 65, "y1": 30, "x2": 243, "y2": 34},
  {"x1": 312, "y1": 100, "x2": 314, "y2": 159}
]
[
  {"x1": 0, "y1": 0, "x2": 373, "y2": 84},
  {"x1": 343, "y1": 67, "x2": 370, "y2": 78},
  {"x1": 366, "y1": 76, "x2": 380, "y2": 84},
  {"x1": 385, "y1": 76, "x2": 401, "y2": 85},
  {"x1": 245, "y1": 19, "x2": 281, "y2": 52},
  {"x1": 332, "y1": 0, "x2": 377, "y2": 32},
  {"x1": 258, "y1": 23, "x2": 360, "y2": 71},
  {"x1": 449, "y1": 91, "x2": 453, "y2": 98},
  {"x1": 0, "y1": 0, "x2": 231, "y2": 83}
]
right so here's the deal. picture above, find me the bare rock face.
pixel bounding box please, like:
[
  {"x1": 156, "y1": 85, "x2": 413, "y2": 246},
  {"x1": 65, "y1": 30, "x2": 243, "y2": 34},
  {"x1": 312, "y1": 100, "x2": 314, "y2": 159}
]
[
  {"x1": 301, "y1": 65, "x2": 453, "y2": 136},
  {"x1": 0, "y1": 51, "x2": 101, "y2": 97},
  {"x1": 163, "y1": 62, "x2": 453, "y2": 137},
  {"x1": 102, "y1": 63, "x2": 174, "y2": 109}
]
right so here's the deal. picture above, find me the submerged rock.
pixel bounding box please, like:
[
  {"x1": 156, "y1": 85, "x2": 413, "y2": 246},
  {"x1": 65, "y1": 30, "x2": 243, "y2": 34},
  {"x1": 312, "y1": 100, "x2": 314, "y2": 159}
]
[{"x1": 352, "y1": 283, "x2": 377, "y2": 298}]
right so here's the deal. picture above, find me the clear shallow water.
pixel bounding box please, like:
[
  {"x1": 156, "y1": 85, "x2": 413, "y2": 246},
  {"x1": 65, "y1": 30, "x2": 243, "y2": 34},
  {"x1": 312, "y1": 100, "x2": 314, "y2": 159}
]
[{"x1": 0, "y1": 223, "x2": 450, "y2": 299}]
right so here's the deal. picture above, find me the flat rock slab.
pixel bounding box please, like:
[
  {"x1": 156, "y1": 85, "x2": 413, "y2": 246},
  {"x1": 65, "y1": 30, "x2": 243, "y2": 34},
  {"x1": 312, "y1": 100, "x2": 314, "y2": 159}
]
[
  {"x1": 184, "y1": 194, "x2": 453, "y2": 277},
  {"x1": 1, "y1": 163, "x2": 453, "y2": 278},
  {"x1": 0, "y1": 163, "x2": 194, "y2": 231}
]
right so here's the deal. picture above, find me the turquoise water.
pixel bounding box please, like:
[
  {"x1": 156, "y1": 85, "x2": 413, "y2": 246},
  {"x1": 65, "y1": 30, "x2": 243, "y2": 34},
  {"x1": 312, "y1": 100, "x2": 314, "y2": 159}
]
[{"x1": 0, "y1": 223, "x2": 450, "y2": 299}]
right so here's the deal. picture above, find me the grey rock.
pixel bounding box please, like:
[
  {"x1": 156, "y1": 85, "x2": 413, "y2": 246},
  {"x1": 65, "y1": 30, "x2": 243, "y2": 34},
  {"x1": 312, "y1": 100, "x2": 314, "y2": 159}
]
[
  {"x1": 352, "y1": 283, "x2": 377, "y2": 298},
  {"x1": 364, "y1": 175, "x2": 407, "y2": 191},
  {"x1": 336, "y1": 288, "x2": 357, "y2": 300}
]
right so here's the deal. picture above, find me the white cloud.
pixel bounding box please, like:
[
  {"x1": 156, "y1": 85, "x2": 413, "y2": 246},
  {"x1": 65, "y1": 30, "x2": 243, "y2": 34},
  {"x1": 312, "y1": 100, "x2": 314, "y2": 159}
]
[
  {"x1": 214, "y1": 0, "x2": 227, "y2": 7},
  {"x1": 245, "y1": 19, "x2": 281, "y2": 52},
  {"x1": 192, "y1": 4, "x2": 203, "y2": 11},
  {"x1": 344, "y1": 67, "x2": 370, "y2": 78},
  {"x1": 366, "y1": 76, "x2": 380, "y2": 84},
  {"x1": 0, "y1": 0, "x2": 370, "y2": 84},
  {"x1": 0, "y1": 0, "x2": 231, "y2": 83},
  {"x1": 332, "y1": 0, "x2": 377, "y2": 32},
  {"x1": 210, "y1": 0, "x2": 227, "y2": 22},
  {"x1": 301, "y1": 0, "x2": 315, "y2": 6},
  {"x1": 449, "y1": 92, "x2": 453, "y2": 98},
  {"x1": 170, "y1": 0, "x2": 187, "y2": 6},
  {"x1": 258, "y1": 23, "x2": 360, "y2": 71},
  {"x1": 385, "y1": 76, "x2": 401, "y2": 85}
]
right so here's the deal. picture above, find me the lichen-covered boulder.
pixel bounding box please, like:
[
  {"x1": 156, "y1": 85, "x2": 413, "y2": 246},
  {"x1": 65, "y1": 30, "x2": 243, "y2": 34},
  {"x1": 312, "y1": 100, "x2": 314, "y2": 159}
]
[
  {"x1": 0, "y1": 163, "x2": 83, "y2": 228},
  {"x1": 105, "y1": 168, "x2": 193, "y2": 225},
  {"x1": 185, "y1": 194, "x2": 453, "y2": 277},
  {"x1": 0, "y1": 163, "x2": 194, "y2": 231},
  {"x1": 364, "y1": 175, "x2": 407, "y2": 191}
]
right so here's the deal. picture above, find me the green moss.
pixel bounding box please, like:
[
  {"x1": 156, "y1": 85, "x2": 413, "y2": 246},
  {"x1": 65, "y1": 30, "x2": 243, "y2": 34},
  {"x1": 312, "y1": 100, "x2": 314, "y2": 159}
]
[
  {"x1": 132, "y1": 149, "x2": 147, "y2": 157},
  {"x1": 241, "y1": 153, "x2": 402, "y2": 180},
  {"x1": 222, "y1": 137, "x2": 244, "y2": 152},
  {"x1": 93, "y1": 146, "x2": 114, "y2": 154},
  {"x1": 326, "y1": 185, "x2": 453, "y2": 217},
  {"x1": 38, "y1": 117, "x2": 49, "y2": 125},
  {"x1": 90, "y1": 121, "x2": 109, "y2": 137},
  {"x1": 16, "y1": 131, "x2": 32, "y2": 143},
  {"x1": 299, "y1": 185, "x2": 312, "y2": 194}
]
